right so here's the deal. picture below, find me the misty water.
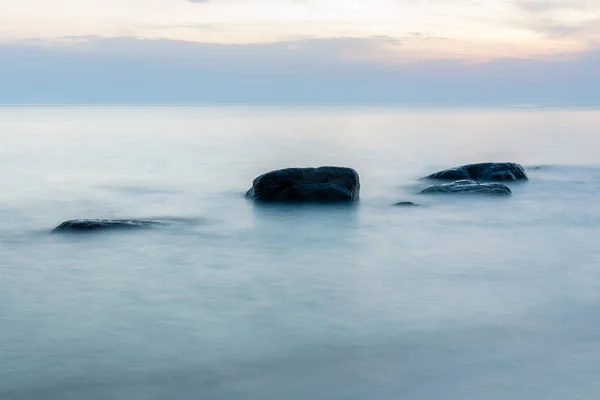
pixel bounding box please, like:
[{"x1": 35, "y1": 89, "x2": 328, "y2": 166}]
[{"x1": 2, "y1": 105, "x2": 600, "y2": 400}]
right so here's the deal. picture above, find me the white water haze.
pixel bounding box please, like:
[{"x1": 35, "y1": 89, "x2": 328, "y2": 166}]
[{"x1": 2, "y1": 106, "x2": 600, "y2": 399}]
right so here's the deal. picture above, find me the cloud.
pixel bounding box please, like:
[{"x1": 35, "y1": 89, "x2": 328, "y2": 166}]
[
  {"x1": 0, "y1": 36, "x2": 598, "y2": 104},
  {"x1": 527, "y1": 18, "x2": 600, "y2": 39},
  {"x1": 20, "y1": 35, "x2": 403, "y2": 65},
  {"x1": 509, "y1": 0, "x2": 600, "y2": 42},
  {"x1": 513, "y1": 0, "x2": 598, "y2": 12}
]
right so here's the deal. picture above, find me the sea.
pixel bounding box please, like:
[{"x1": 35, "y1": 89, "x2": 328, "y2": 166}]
[{"x1": 1, "y1": 105, "x2": 600, "y2": 400}]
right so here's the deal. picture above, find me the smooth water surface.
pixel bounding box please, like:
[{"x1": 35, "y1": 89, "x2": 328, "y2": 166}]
[{"x1": 1, "y1": 105, "x2": 600, "y2": 400}]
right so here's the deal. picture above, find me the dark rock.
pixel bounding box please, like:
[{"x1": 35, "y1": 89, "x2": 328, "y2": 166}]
[
  {"x1": 53, "y1": 219, "x2": 163, "y2": 233},
  {"x1": 423, "y1": 163, "x2": 527, "y2": 182},
  {"x1": 394, "y1": 201, "x2": 419, "y2": 207},
  {"x1": 246, "y1": 166, "x2": 360, "y2": 202},
  {"x1": 420, "y1": 180, "x2": 512, "y2": 196}
]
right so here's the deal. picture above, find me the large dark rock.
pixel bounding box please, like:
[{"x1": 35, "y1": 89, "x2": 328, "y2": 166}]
[
  {"x1": 53, "y1": 219, "x2": 163, "y2": 233},
  {"x1": 246, "y1": 166, "x2": 360, "y2": 202},
  {"x1": 423, "y1": 163, "x2": 528, "y2": 182},
  {"x1": 420, "y1": 180, "x2": 512, "y2": 196}
]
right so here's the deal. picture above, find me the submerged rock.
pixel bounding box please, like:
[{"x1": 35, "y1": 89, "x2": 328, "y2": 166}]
[
  {"x1": 53, "y1": 219, "x2": 163, "y2": 233},
  {"x1": 420, "y1": 180, "x2": 512, "y2": 196},
  {"x1": 393, "y1": 201, "x2": 419, "y2": 207},
  {"x1": 423, "y1": 163, "x2": 528, "y2": 182},
  {"x1": 246, "y1": 166, "x2": 360, "y2": 202}
]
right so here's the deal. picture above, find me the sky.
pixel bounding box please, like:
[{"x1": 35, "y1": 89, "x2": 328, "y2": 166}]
[{"x1": 0, "y1": 0, "x2": 599, "y2": 104}]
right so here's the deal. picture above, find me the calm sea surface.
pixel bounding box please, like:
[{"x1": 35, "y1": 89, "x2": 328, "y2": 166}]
[{"x1": 1, "y1": 105, "x2": 600, "y2": 400}]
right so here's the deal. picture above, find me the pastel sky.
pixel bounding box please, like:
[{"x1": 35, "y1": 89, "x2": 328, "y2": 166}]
[{"x1": 1, "y1": 0, "x2": 599, "y2": 103}]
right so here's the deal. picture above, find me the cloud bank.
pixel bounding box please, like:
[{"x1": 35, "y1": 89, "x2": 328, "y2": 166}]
[{"x1": 1, "y1": 36, "x2": 598, "y2": 104}]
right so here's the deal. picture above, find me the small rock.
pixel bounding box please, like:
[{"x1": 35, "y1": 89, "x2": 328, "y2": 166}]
[
  {"x1": 420, "y1": 180, "x2": 512, "y2": 196},
  {"x1": 393, "y1": 201, "x2": 419, "y2": 207},
  {"x1": 53, "y1": 219, "x2": 163, "y2": 233},
  {"x1": 247, "y1": 166, "x2": 360, "y2": 202},
  {"x1": 423, "y1": 163, "x2": 528, "y2": 182}
]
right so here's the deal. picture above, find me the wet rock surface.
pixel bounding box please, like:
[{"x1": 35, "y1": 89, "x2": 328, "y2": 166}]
[
  {"x1": 423, "y1": 163, "x2": 528, "y2": 182},
  {"x1": 53, "y1": 219, "x2": 164, "y2": 233},
  {"x1": 393, "y1": 201, "x2": 419, "y2": 207},
  {"x1": 247, "y1": 167, "x2": 360, "y2": 202},
  {"x1": 420, "y1": 180, "x2": 512, "y2": 196}
]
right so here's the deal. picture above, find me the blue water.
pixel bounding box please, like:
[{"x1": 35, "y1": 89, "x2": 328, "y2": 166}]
[{"x1": 1, "y1": 105, "x2": 600, "y2": 399}]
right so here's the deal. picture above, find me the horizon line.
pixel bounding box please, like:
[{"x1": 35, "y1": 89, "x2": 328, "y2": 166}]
[{"x1": 2, "y1": 102, "x2": 600, "y2": 108}]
